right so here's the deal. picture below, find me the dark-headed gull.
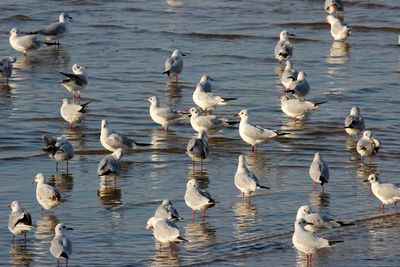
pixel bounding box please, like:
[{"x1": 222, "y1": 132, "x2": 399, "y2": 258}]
[
  {"x1": 8, "y1": 201, "x2": 34, "y2": 242},
  {"x1": 59, "y1": 64, "x2": 88, "y2": 98},
  {"x1": 60, "y1": 99, "x2": 90, "y2": 128},
  {"x1": 163, "y1": 49, "x2": 185, "y2": 82},
  {"x1": 97, "y1": 148, "x2": 123, "y2": 184},
  {"x1": 280, "y1": 60, "x2": 298, "y2": 89},
  {"x1": 50, "y1": 223, "x2": 73, "y2": 265},
  {"x1": 186, "y1": 130, "x2": 209, "y2": 166},
  {"x1": 235, "y1": 109, "x2": 289, "y2": 152},
  {"x1": 275, "y1": 30, "x2": 294, "y2": 61},
  {"x1": 193, "y1": 83, "x2": 237, "y2": 112}
]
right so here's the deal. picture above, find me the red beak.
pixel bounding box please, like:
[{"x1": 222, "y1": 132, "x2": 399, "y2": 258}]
[{"x1": 234, "y1": 113, "x2": 240, "y2": 117}]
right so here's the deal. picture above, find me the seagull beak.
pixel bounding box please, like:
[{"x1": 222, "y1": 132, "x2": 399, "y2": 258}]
[
  {"x1": 68, "y1": 16, "x2": 73, "y2": 20},
  {"x1": 363, "y1": 179, "x2": 370, "y2": 184},
  {"x1": 234, "y1": 113, "x2": 240, "y2": 117},
  {"x1": 289, "y1": 33, "x2": 296, "y2": 37},
  {"x1": 67, "y1": 227, "x2": 73, "y2": 230},
  {"x1": 210, "y1": 78, "x2": 214, "y2": 81},
  {"x1": 8, "y1": 205, "x2": 11, "y2": 208},
  {"x1": 305, "y1": 222, "x2": 314, "y2": 226},
  {"x1": 32, "y1": 180, "x2": 36, "y2": 184},
  {"x1": 181, "y1": 53, "x2": 186, "y2": 56}
]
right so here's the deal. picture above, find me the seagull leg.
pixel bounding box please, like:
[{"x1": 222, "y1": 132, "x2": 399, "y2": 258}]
[
  {"x1": 66, "y1": 258, "x2": 68, "y2": 266},
  {"x1": 192, "y1": 210, "x2": 195, "y2": 222},
  {"x1": 314, "y1": 182, "x2": 316, "y2": 191},
  {"x1": 56, "y1": 162, "x2": 59, "y2": 172},
  {"x1": 24, "y1": 233, "x2": 26, "y2": 243},
  {"x1": 321, "y1": 184, "x2": 324, "y2": 192},
  {"x1": 381, "y1": 203, "x2": 385, "y2": 211},
  {"x1": 248, "y1": 192, "x2": 252, "y2": 205},
  {"x1": 12, "y1": 235, "x2": 15, "y2": 242},
  {"x1": 159, "y1": 242, "x2": 162, "y2": 252},
  {"x1": 66, "y1": 161, "x2": 69, "y2": 173},
  {"x1": 251, "y1": 145, "x2": 255, "y2": 152},
  {"x1": 169, "y1": 242, "x2": 173, "y2": 254},
  {"x1": 395, "y1": 202, "x2": 398, "y2": 210},
  {"x1": 242, "y1": 192, "x2": 244, "y2": 203},
  {"x1": 201, "y1": 210, "x2": 205, "y2": 221}
]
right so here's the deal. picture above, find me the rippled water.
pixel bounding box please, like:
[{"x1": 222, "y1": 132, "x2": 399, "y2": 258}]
[{"x1": 1, "y1": 0, "x2": 400, "y2": 266}]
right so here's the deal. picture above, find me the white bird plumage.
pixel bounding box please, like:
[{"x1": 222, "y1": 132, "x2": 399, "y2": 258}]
[
  {"x1": 285, "y1": 71, "x2": 310, "y2": 99},
  {"x1": 189, "y1": 107, "x2": 238, "y2": 135},
  {"x1": 324, "y1": 0, "x2": 344, "y2": 14},
  {"x1": 280, "y1": 95, "x2": 326, "y2": 120},
  {"x1": 42, "y1": 135, "x2": 74, "y2": 171},
  {"x1": 146, "y1": 216, "x2": 188, "y2": 250},
  {"x1": 163, "y1": 49, "x2": 184, "y2": 81},
  {"x1": 60, "y1": 98, "x2": 90, "y2": 128},
  {"x1": 8, "y1": 200, "x2": 34, "y2": 241},
  {"x1": 193, "y1": 82, "x2": 237, "y2": 112},
  {"x1": 280, "y1": 60, "x2": 298, "y2": 89},
  {"x1": 186, "y1": 130, "x2": 209, "y2": 163},
  {"x1": 30, "y1": 12, "x2": 72, "y2": 43},
  {"x1": 97, "y1": 148, "x2": 123, "y2": 181},
  {"x1": 184, "y1": 179, "x2": 217, "y2": 219},
  {"x1": 197, "y1": 74, "x2": 213, "y2": 93},
  {"x1": 309, "y1": 153, "x2": 329, "y2": 191},
  {"x1": 50, "y1": 223, "x2": 73, "y2": 265},
  {"x1": 275, "y1": 30, "x2": 294, "y2": 61},
  {"x1": 154, "y1": 199, "x2": 182, "y2": 221},
  {"x1": 59, "y1": 64, "x2": 88, "y2": 98},
  {"x1": 356, "y1": 130, "x2": 380, "y2": 162},
  {"x1": 147, "y1": 96, "x2": 186, "y2": 130},
  {"x1": 9, "y1": 28, "x2": 56, "y2": 56},
  {"x1": 364, "y1": 174, "x2": 400, "y2": 210},
  {"x1": 326, "y1": 15, "x2": 351, "y2": 41},
  {"x1": 344, "y1": 107, "x2": 365, "y2": 138},
  {"x1": 33, "y1": 173, "x2": 62, "y2": 211}
]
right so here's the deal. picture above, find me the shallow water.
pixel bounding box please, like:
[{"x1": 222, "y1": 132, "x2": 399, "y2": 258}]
[{"x1": 0, "y1": 0, "x2": 400, "y2": 266}]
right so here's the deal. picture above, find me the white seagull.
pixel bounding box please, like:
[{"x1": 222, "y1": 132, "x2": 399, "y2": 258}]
[
  {"x1": 344, "y1": 106, "x2": 365, "y2": 139},
  {"x1": 147, "y1": 96, "x2": 186, "y2": 130},
  {"x1": 29, "y1": 12, "x2": 72, "y2": 44},
  {"x1": 292, "y1": 218, "x2": 343, "y2": 264},
  {"x1": 285, "y1": 71, "x2": 310, "y2": 99},
  {"x1": 100, "y1": 119, "x2": 151, "y2": 152},
  {"x1": 8, "y1": 200, "x2": 34, "y2": 242},
  {"x1": 60, "y1": 99, "x2": 90, "y2": 128},
  {"x1": 296, "y1": 205, "x2": 353, "y2": 232},
  {"x1": 309, "y1": 153, "x2": 329, "y2": 192},
  {"x1": 356, "y1": 130, "x2": 381, "y2": 162},
  {"x1": 324, "y1": 0, "x2": 344, "y2": 14},
  {"x1": 326, "y1": 15, "x2": 351, "y2": 41},
  {"x1": 189, "y1": 107, "x2": 238, "y2": 135},
  {"x1": 186, "y1": 130, "x2": 209, "y2": 165},
  {"x1": 193, "y1": 82, "x2": 237, "y2": 112},
  {"x1": 155, "y1": 199, "x2": 182, "y2": 221},
  {"x1": 163, "y1": 49, "x2": 185, "y2": 81},
  {"x1": 97, "y1": 148, "x2": 123, "y2": 183},
  {"x1": 364, "y1": 174, "x2": 400, "y2": 210},
  {"x1": 146, "y1": 216, "x2": 188, "y2": 251},
  {"x1": 275, "y1": 30, "x2": 295, "y2": 61},
  {"x1": 50, "y1": 223, "x2": 73, "y2": 265},
  {"x1": 33, "y1": 173, "x2": 62, "y2": 211},
  {"x1": 235, "y1": 109, "x2": 289, "y2": 152},
  {"x1": 9, "y1": 28, "x2": 56, "y2": 56},
  {"x1": 280, "y1": 95, "x2": 326, "y2": 120},
  {"x1": 197, "y1": 74, "x2": 213, "y2": 93},
  {"x1": 234, "y1": 155, "x2": 270, "y2": 202},
  {"x1": 42, "y1": 135, "x2": 74, "y2": 171},
  {"x1": 185, "y1": 179, "x2": 218, "y2": 220},
  {"x1": 0, "y1": 56, "x2": 16, "y2": 84},
  {"x1": 59, "y1": 64, "x2": 88, "y2": 98},
  {"x1": 280, "y1": 60, "x2": 298, "y2": 89}
]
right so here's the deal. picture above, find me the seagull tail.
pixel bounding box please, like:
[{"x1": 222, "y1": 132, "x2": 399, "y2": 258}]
[
  {"x1": 284, "y1": 89, "x2": 295, "y2": 94},
  {"x1": 26, "y1": 31, "x2": 39, "y2": 35},
  {"x1": 221, "y1": 97, "x2": 238, "y2": 102},
  {"x1": 320, "y1": 176, "x2": 329, "y2": 185},
  {"x1": 257, "y1": 184, "x2": 271, "y2": 189},
  {"x1": 177, "y1": 236, "x2": 189, "y2": 243},
  {"x1": 162, "y1": 70, "x2": 171, "y2": 77},
  {"x1": 43, "y1": 41, "x2": 58, "y2": 46},
  {"x1": 314, "y1": 101, "x2": 328, "y2": 108},
  {"x1": 337, "y1": 221, "x2": 355, "y2": 227},
  {"x1": 275, "y1": 131, "x2": 290, "y2": 137},
  {"x1": 134, "y1": 142, "x2": 152, "y2": 147},
  {"x1": 226, "y1": 120, "x2": 240, "y2": 126},
  {"x1": 79, "y1": 102, "x2": 91, "y2": 113},
  {"x1": 329, "y1": 240, "x2": 344, "y2": 246}
]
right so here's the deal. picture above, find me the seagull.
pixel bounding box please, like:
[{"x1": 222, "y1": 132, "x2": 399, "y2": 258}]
[
  {"x1": 364, "y1": 174, "x2": 400, "y2": 210},
  {"x1": 163, "y1": 49, "x2": 185, "y2": 82},
  {"x1": 146, "y1": 216, "x2": 188, "y2": 251},
  {"x1": 280, "y1": 60, "x2": 298, "y2": 89},
  {"x1": 193, "y1": 83, "x2": 237, "y2": 112},
  {"x1": 356, "y1": 130, "x2": 381, "y2": 162},
  {"x1": 189, "y1": 107, "x2": 238, "y2": 135},
  {"x1": 234, "y1": 155, "x2": 270, "y2": 202},
  {"x1": 50, "y1": 223, "x2": 73, "y2": 265},
  {"x1": 309, "y1": 153, "x2": 329, "y2": 192},
  {"x1": 324, "y1": 0, "x2": 344, "y2": 14},
  {"x1": 100, "y1": 119, "x2": 151, "y2": 152},
  {"x1": 197, "y1": 74, "x2": 213, "y2": 93},
  {"x1": 97, "y1": 148, "x2": 123, "y2": 183},
  {"x1": 147, "y1": 96, "x2": 187, "y2": 130},
  {"x1": 344, "y1": 106, "x2": 365, "y2": 139},
  {"x1": 185, "y1": 179, "x2": 218, "y2": 220},
  {"x1": 32, "y1": 173, "x2": 62, "y2": 211},
  {"x1": 9, "y1": 28, "x2": 57, "y2": 56},
  {"x1": 284, "y1": 71, "x2": 310, "y2": 99},
  {"x1": 60, "y1": 99, "x2": 90, "y2": 128},
  {"x1": 155, "y1": 199, "x2": 182, "y2": 221},
  {"x1": 280, "y1": 95, "x2": 326, "y2": 120},
  {"x1": 186, "y1": 130, "x2": 209, "y2": 165},
  {"x1": 296, "y1": 205, "x2": 354, "y2": 232},
  {"x1": 235, "y1": 109, "x2": 289, "y2": 152},
  {"x1": 29, "y1": 12, "x2": 72, "y2": 44},
  {"x1": 326, "y1": 15, "x2": 351, "y2": 41},
  {"x1": 0, "y1": 56, "x2": 16, "y2": 84},
  {"x1": 42, "y1": 135, "x2": 74, "y2": 171},
  {"x1": 8, "y1": 201, "x2": 34, "y2": 242},
  {"x1": 59, "y1": 64, "x2": 88, "y2": 98},
  {"x1": 275, "y1": 30, "x2": 295, "y2": 61},
  {"x1": 292, "y1": 218, "x2": 343, "y2": 264}
]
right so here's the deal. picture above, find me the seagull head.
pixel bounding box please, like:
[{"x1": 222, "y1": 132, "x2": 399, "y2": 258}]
[
  {"x1": 363, "y1": 130, "x2": 372, "y2": 139},
  {"x1": 101, "y1": 119, "x2": 108, "y2": 130},
  {"x1": 9, "y1": 28, "x2": 19, "y2": 37},
  {"x1": 364, "y1": 173, "x2": 378, "y2": 184},
  {"x1": 147, "y1": 96, "x2": 158, "y2": 105},
  {"x1": 9, "y1": 200, "x2": 21, "y2": 211},
  {"x1": 187, "y1": 179, "x2": 199, "y2": 189},
  {"x1": 55, "y1": 223, "x2": 73, "y2": 235},
  {"x1": 33, "y1": 173, "x2": 46, "y2": 184},
  {"x1": 296, "y1": 205, "x2": 312, "y2": 220},
  {"x1": 350, "y1": 106, "x2": 361, "y2": 116},
  {"x1": 234, "y1": 109, "x2": 248, "y2": 119},
  {"x1": 162, "y1": 199, "x2": 172, "y2": 206},
  {"x1": 238, "y1": 154, "x2": 246, "y2": 165},
  {"x1": 280, "y1": 30, "x2": 295, "y2": 40},
  {"x1": 314, "y1": 152, "x2": 322, "y2": 161},
  {"x1": 188, "y1": 107, "x2": 199, "y2": 117},
  {"x1": 72, "y1": 64, "x2": 87, "y2": 74},
  {"x1": 297, "y1": 71, "x2": 306, "y2": 80},
  {"x1": 295, "y1": 218, "x2": 314, "y2": 230},
  {"x1": 62, "y1": 98, "x2": 69, "y2": 105},
  {"x1": 172, "y1": 49, "x2": 185, "y2": 57},
  {"x1": 60, "y1": 12, "x2": 72, "y2": 22},
  {"x1": 200, "y1": 74, "x2": 213, "y2": 83}
]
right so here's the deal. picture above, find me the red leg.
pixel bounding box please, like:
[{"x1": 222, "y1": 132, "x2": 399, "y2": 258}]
[
  {"x1": 251, "y1": 145, "x2": 255, "y2": 152},
  {"x1": 192, "y1": 209, "x2": 195, "y2": 222},
  {"x1": 242, "y1": 192, "x2": 244, "y2": 202},
  {"x1": 314, "y1": 182, "x2": 316, "y2": 191},
  {"x1": 395, "y1": 202, "x2": 398, "y2": 209},
  {"x1": 169, "y1": 242, "x2": 173, "y2": 253},
  {"x1": 159, "y1": 242, "x2": 162, "y2": 251},
  {"x1": 381, "y1": 203, "x2": 385, "y2": 211},
  {"x1": 248, "y1": 192, "x2": 251, "y2": 205}
]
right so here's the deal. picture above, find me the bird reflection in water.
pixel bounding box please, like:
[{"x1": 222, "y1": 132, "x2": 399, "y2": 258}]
[
  {"x1": 48, "y1": 172, "x2": 74, "y2": 194},
  {"x1": 357, "y1": 163, "x2": 378, "y2": 180},
  {"x1": 309, "y1": 191, "x2": 330, "y2": 208},
  {"x1": 183, "y1": 221, "x2": 216, "y2": 250},
  {"x1": 97, "y1": 178, "x2": 122, "y2": 209},
  {"x1": 187, "y1": 166, "x2": 209, "y2": 189},
  {"x1": 233, "y1": 202, "x2": 259, "y2": 234},
  {"x1": 150, "y1": 246, "x2": 181, "y2": 266},
  {"x1": 62, "y1": 127, "x2": 85, "y2": 148},
  {"x1": 165, "y1": 80, "x2": 183, "y2": 106},
  {"x1": 9, "y1": 242, "x2": 33, "y2": 267},
  {"x1": 33, "y1": 214, "x2": 58, "y2": 260},
  {"x1": 12, "y1": 46, "x2": 70, "y2": 71},
  {"x1": 345, "y1": 138, "x2": 357, "y2": 152},
  {"x1": 326, "y1": 41, "x2": 350, "y2": 65}
]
